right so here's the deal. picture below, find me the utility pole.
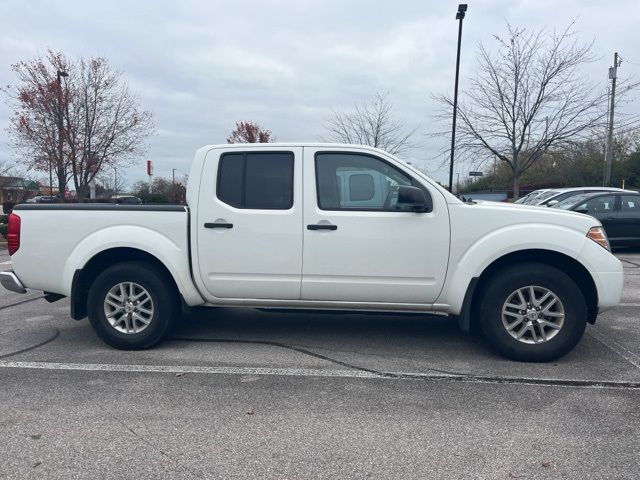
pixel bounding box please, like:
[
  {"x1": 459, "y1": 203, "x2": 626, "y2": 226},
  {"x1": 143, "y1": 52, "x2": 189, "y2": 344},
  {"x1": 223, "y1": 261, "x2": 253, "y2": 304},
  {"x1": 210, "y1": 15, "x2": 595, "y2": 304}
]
[
  {"x1": 604, "y1": 52, "x2": 620, "y2": 186},
  {"x1": 172, "y1": 168, "x2": 176, "y2": 203}
]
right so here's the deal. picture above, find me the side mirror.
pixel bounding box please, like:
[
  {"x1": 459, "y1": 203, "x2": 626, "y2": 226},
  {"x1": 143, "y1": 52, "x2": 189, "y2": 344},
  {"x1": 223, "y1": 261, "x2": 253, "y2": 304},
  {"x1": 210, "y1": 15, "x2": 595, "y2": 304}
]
[
  {"x1": 575, "y1": 208, "x2": 589, "y2": 214},
  {"x1": 547, "y1": 200, "x2": 559, "y2": 207},
  {"x1": 397, "y1": 186, "x2": 430, "y2": 212}
]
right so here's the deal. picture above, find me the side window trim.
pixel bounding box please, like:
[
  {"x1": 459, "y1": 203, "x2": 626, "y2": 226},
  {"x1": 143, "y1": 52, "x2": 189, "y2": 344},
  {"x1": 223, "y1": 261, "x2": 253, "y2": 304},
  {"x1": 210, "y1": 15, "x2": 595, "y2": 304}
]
[
  {"x1": 314, "y1": 150, "x2": 431, "y2": 212},
  {"x1": 216, "y1": 150, "x2": 295, "y2": 210}
]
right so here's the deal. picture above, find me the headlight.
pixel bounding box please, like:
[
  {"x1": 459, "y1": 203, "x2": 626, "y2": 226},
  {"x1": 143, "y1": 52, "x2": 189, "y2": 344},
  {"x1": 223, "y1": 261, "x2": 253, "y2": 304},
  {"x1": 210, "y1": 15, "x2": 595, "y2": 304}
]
[{"x1": 587, "y1": 226, "x2": 611, "y2": 251}]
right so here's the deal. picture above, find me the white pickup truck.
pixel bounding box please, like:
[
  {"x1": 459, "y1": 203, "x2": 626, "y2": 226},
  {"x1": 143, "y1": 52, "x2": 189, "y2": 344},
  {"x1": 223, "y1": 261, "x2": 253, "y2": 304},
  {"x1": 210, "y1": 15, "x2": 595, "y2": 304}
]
[{"x1": 1, "y1": 144, "x2": 624, "y2": 361}]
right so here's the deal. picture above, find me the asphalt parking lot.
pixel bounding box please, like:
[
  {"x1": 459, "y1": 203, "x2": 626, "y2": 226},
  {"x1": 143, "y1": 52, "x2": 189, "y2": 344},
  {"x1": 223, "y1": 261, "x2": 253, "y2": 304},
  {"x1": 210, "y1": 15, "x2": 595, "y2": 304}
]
[{"x1": 0, "y1": 248, "x2": 639, "y2": 479}]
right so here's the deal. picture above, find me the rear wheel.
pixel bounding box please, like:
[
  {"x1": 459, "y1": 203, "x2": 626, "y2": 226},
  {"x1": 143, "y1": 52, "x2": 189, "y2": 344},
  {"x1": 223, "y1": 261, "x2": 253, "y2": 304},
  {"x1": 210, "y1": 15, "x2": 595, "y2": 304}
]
[
  {"x1": 87, "y1": 261, "x2": 179, "y2": 349},
  {"x1": 478, "y1": 263, "x2": 588, "y2": 362}
]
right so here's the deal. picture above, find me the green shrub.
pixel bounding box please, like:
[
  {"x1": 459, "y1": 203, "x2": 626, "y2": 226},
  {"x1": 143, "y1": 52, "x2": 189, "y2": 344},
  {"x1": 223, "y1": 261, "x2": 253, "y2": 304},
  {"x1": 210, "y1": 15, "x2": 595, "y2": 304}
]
[
  {"x1": 0, "y1": 215, "x2": 7, "y2": 224},
  {"x1": 0, "y1": 224, "x2": 7, "y2": 238}
]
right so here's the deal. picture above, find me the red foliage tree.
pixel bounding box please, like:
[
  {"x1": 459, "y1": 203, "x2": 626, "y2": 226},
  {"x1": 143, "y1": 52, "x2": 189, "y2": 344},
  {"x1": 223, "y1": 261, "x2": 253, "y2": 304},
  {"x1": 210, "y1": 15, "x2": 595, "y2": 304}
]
[
  {"x1": 226, "y1": 121, "x2": 274, "y2": 143},
  {"x1": 2, "y1": 51, "x2": 73, "y2": 197},
  {"x1": 3, "y1": 50, "x2": 154, "y2": 200}
]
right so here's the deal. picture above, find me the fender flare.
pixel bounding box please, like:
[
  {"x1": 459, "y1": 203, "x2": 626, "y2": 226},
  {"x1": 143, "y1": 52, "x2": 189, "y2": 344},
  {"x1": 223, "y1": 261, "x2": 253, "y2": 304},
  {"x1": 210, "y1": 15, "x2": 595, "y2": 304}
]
[
  {"x1": 63, "y1": 226, "x2": 204, "y2": 311},
  {"x1": 441, "y1": 223, "x2": 590, "y2": 318}
]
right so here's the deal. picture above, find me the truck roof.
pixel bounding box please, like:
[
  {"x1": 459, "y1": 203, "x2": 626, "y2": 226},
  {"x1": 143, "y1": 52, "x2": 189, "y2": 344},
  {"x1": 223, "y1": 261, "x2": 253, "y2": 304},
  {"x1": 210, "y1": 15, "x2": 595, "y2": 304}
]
[{"x1": 198, "y1": 143, "x2": 394, "y2": 154}]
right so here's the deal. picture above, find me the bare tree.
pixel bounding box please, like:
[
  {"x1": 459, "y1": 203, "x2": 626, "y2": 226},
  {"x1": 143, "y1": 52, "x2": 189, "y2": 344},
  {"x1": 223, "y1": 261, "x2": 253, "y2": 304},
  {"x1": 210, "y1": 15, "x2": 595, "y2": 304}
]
[
  {"x1": 434, "y1": 24, "x2": 636, "y2": 198},
  {"x1": 64, "y1": 57, "x2": 154, "y2": 200},
  {"x1": 226, "y1": 121, "x2": 274, "y2": 143},
  {"x1": 3, "y1": 50, "x2": 154, "y2": 200},
  {"x1": 323, "y1": 92, "x2": 415, "y2": 156}
]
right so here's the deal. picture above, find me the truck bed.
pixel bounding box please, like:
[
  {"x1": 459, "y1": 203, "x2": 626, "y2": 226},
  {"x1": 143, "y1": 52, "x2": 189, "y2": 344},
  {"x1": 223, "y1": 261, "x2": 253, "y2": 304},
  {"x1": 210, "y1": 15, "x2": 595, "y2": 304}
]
[{"x1": 10, "y1": 203, "x2": 190, "y2": 298}]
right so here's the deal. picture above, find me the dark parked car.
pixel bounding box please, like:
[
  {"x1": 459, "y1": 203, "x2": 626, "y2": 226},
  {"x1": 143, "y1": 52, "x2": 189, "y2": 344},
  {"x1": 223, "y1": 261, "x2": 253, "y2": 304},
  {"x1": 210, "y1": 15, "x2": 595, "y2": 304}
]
[{"x1": 554, "y1": 191, "x2": 640, "y2": 247}]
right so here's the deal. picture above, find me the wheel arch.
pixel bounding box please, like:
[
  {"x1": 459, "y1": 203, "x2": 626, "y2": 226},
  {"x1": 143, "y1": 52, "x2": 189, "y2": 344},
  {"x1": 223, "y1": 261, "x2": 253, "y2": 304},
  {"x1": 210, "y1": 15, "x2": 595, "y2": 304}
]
[
  {"x1": 71, "y1": 247, "x2": 180, "y2": 320},
  {"x1": 458, "y1": 249, "x2": 598, "y2": 332}
]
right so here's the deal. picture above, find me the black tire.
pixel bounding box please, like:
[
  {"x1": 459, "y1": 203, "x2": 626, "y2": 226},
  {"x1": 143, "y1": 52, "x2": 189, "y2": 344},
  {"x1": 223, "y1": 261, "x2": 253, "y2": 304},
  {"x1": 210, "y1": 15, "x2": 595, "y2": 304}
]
[
  {"x1": 87, "y1": 261, "x2": 179, "y2": 349},
  {"x1": 478, "y1": 262, "x2": 588, "y2": 362}
]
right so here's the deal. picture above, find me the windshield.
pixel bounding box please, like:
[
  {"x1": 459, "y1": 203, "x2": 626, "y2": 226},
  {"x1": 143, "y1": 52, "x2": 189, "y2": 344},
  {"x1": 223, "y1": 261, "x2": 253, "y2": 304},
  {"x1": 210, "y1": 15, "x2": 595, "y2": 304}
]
[
  {"x1": 514, "y1": 193, "x2": 534, "y2": 204},
  {"x1": 530, "y1": 190, "x2": 560, "y2": 204},
  {"x1": 519, "y1": 191, "x2": 544, "y2": 204}
]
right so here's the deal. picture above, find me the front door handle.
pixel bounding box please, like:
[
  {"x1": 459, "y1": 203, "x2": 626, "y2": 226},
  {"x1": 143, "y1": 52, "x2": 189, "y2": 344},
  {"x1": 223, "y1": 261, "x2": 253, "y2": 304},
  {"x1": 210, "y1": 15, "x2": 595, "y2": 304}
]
[
  {"x1": 307, "y1": 224, "x2": 337, "y2": 231},
  {"x1": 204, "y1": 222, "x2": 233, "y2": 229}
]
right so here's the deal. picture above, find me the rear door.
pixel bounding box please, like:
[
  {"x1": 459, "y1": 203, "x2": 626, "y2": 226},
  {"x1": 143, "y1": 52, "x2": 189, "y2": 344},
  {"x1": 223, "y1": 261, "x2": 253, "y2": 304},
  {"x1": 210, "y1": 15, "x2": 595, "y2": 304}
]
[
  {"x1": 196, "y1": 147, "x2": 303, "y2": 300},
  {"x1": 301, "y1": 148, "x2": 449, "y2": 305},
  {"x1": 617, "y1": 194, "x2": 640, "y2": 243}
]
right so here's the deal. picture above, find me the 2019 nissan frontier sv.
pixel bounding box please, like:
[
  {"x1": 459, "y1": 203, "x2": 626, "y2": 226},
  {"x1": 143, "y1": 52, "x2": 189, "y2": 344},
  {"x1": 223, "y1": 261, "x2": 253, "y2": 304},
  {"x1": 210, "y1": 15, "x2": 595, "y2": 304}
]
[{"x1": 0, "y1": 144, "x2": 624, "y2": 361}]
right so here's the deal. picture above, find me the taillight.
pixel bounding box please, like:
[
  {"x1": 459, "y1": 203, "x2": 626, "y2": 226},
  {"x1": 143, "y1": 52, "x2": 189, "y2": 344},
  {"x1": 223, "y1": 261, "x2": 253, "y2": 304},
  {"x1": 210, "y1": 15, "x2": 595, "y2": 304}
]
[{"x1": 7, "y1": 213, "x2": 20, "y2": 256}]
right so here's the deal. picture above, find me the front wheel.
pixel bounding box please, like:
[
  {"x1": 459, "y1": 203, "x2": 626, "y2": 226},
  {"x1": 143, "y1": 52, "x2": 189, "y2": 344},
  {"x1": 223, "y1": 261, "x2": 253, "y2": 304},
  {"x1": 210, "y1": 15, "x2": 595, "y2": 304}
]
[
  {"x1": 478, "y1": 263, "x2": 588, "y2": 362},
  {"x1": 87, "y1": 261, "x2": 179, "y2": 349}
]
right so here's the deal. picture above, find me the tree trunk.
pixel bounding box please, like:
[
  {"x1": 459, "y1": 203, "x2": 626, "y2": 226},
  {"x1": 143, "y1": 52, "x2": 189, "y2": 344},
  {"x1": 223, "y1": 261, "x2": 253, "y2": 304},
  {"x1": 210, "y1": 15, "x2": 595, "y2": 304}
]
[
  {"x1": 512, "y1": 173, "x2": 520, "y2": 200},
  {"x1": 76, "y1": 185, "x2": 88, "y2": 202},
  {"x1": 56, "y1": 169, "x2": 66, "y2": 202}
]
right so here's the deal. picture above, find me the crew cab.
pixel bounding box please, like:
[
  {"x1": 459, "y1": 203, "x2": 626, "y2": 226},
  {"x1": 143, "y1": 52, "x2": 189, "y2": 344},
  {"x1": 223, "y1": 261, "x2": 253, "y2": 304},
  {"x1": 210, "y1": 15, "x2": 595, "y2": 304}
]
[{"x1": 0, "y1": 144, "x2": 624, "y2": 361}]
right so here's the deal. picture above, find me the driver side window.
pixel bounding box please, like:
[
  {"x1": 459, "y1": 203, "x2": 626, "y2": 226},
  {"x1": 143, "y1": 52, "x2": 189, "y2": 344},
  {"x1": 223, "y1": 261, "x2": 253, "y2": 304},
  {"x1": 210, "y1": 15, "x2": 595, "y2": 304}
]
[
  {"x1": 315, "y1": 152, "x2": 418, "y2": 211},
  {"x1": 578, "y1": 195, "x2": 616, "y2": 212}
]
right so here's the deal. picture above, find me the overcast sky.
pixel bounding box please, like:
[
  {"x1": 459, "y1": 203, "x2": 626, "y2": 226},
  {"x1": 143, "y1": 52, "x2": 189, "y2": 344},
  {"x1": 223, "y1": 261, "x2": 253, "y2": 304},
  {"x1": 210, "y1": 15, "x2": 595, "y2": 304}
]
[{"x1": 1, "y1": 0, "x2": 640, "y2": 187}]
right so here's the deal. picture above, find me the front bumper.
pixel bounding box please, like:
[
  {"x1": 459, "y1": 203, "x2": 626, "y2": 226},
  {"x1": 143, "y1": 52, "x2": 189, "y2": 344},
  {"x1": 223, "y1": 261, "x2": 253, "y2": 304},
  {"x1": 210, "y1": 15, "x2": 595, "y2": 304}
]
[
  {"x1": 593, "y1": 270, "x2": 624, "y2": 313},
  {"x1": 577, "y1": 239, "x2": 624, "y2": 313},
  {"x1": 0, "y1": 270, "x2": 27, "y2": 294}
]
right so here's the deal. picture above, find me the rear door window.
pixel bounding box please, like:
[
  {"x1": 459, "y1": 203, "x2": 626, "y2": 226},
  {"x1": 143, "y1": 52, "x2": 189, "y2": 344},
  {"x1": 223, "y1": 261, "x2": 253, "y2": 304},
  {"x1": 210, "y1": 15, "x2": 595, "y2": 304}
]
[
  {"x1": 217, "y1": 152, "x2": 294, "y2": 210},
  {"x1": 621, "y1": 195, "x2": 640, "y2": 212}
]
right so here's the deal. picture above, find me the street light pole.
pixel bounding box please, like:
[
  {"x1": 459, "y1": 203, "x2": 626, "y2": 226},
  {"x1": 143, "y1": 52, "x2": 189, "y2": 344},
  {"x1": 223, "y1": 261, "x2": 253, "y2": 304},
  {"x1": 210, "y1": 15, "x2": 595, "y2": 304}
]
[
  {"x1": 448, "y1": 4, "x2": 468, "y2": 192},
  {"x1": 55, "y1": 70, "x2": 69, "y2": 200}
]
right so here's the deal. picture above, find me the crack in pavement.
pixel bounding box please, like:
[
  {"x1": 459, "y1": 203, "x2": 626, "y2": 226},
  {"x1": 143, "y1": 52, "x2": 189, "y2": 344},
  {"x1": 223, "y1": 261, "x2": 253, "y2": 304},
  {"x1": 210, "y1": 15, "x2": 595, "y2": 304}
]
[
  {"x1": 0, "y1": 328, "x2": 60, "y2": 359},
  {"x1": 112, "y1": 416, "x2": 206, "y2": 479},
  {"x1": 587, "y1": 327, "x2": 640, "y2": 370},
  {"x1": 0, "y1": 295, "x2": 45, "y2": 311},
  {"x1": 620, "y1": 258, "x2": 640, "y2": 268}
]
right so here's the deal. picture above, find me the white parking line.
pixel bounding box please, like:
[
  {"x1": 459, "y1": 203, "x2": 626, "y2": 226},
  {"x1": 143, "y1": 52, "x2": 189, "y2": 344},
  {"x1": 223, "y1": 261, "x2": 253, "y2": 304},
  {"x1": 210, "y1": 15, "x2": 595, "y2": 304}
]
[
  {"x1": 619, "y1": 303, "x2": 640, "y2": 307},
  {"x1": 0, "y1": 361, "x2": 381, "y2": 378},
  {"x1": 0, "y1": 360, "x2": 638, "y2": 390},
  {"x1": 0, "y1": 261, "x2": 11, "y2": 265}
]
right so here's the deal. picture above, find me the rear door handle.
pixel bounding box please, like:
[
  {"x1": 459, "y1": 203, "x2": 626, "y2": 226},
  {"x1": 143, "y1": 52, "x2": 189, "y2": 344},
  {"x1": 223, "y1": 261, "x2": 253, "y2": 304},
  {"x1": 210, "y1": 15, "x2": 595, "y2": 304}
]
[
  {"x1": 307, "y1": 224, "x2": 337, "y2": 231},
  {"x1": 204, "y1": 222, "x2": 233, "y2": 229}
]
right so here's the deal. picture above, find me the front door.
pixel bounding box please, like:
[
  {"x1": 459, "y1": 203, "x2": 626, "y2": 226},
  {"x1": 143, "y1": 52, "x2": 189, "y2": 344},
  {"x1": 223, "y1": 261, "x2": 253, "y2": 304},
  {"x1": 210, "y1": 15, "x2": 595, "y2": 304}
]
[
  {"x1": 578, "y1": 194, "x2": 619, "y2": 239},
  {"x1": 301, "y1": 148, "x2": 450, "y2": 305},
  {"x1": 196, "y1": 147, "x2": 303, "y2": 300}
]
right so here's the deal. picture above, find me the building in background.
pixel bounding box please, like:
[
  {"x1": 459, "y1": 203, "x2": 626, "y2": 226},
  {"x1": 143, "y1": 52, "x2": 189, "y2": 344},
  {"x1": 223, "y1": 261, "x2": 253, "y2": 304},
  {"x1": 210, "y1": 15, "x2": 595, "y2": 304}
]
[{"x1": 0, "y1": 176, "x2": 40, "y2": 204}]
